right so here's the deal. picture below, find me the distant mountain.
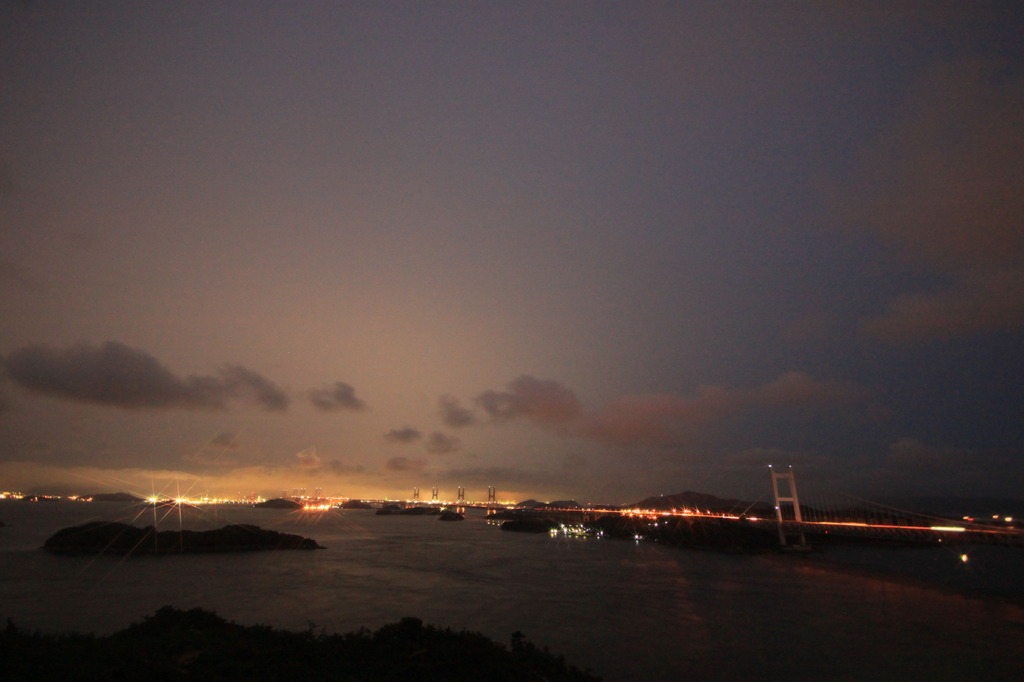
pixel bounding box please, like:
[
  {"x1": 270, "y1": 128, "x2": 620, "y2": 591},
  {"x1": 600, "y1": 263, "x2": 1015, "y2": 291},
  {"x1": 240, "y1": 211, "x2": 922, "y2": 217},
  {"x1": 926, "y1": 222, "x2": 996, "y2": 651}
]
[
  {"x1": 89, "y1": 492, "x2": 145, "y2": 503},
  {"x1": 514, "y1": 499, "x2": 581, "y2": 509},
  {"x1": 631, "y1": 491, "x2": 771, "y2": 515}
]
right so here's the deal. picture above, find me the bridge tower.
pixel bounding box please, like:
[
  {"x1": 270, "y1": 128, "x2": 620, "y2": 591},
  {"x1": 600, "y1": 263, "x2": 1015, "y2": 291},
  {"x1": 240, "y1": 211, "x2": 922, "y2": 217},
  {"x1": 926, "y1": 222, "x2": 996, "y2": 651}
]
[
  {"x1": 412, "y1": 487, "x2": 419, "y2": 501},
  {"x1": 487, "y1": 485, "x2": 496, "y2": 504},
  {"x1": 769, "y1": 465, "x2": 806, "y2": 547},
  {"x1": 431, "y1": 486, "x2": 438, "y2": 502},
  {"x1": 457, "y1": 486, "x2": 466, "y2": 504}
]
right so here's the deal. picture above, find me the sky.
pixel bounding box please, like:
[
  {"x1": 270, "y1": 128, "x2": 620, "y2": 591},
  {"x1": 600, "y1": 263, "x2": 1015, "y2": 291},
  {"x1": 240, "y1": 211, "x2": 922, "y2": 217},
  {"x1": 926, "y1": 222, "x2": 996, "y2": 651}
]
[{"x1": 1, "y1": 1, "x2": 1022, "y2": 505}]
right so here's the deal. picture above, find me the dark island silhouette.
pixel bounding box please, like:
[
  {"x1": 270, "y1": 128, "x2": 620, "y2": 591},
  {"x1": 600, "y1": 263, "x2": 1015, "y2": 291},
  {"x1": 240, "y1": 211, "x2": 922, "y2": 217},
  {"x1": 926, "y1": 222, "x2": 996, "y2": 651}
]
[
  {"x1": 43, "y1": 522, "x2": 323, "y2": 555},
  {"x1": 254, "y1": 497, "x2": 303, "y2": 509},
  {"x1": 85, "y1": 492, "x2": 146, "y2": 503}
]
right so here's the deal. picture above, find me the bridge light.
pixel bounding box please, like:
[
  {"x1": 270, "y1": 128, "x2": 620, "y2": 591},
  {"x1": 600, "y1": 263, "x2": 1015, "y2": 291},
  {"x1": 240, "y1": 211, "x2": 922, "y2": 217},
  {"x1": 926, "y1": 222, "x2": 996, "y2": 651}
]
[{"x1": 960, "y1": 553, "x2": 969, "y2": 563}]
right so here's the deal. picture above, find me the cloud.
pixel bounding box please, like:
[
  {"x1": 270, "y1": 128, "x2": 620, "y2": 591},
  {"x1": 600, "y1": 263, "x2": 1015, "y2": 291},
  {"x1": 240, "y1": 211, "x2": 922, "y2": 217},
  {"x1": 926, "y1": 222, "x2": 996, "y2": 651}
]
[
  {"x1": 384, "y1": 426, "x2": 422, "y2": 443},
  {"x1": 424, "y1": 431, "x2": 461, "y2": 455},
  {"x1": 384, "y1": 456, "x2": 426, "y2": 473},
  {"x1": 438, "y1": 394, "x2": 476, "y2": 427},
  {"x1": 209, "y1": 431, "x2": 240, "y2": 449},
  {"x1": 581, "y1": 372, "x2": 862, "y2": 447},
  {"x1": 183, "y1": 431, "x2": 250, "y2": 468},
  {"x1": 2, "y1": 341, "x2": 289, "y2": 411},
  {"x1": 857, "y1": 437, "x2": 988, "y2": 496},
  {"x1": 327, "y1": 459, "x2": 365, "y2": 475},
  {"x1": 308, "y1": 381, "x2": 367, "y2": 411},
  {"x1": 475, "y1": 375, "x2": 581, "y2": 424},
  {"x1": 219, "y1": 364, "x2": 290, "y2": 411},
  {"x1": 843, "y1": 58, "x2": 1024, "y2": 342},
  {"x1": 461, "y1": 373, "x2": 861, "y2": 452},
  {"x1": 862, "y1": 269, "x2": 1024, "y2": 342},
  {"x1": 884, "y1": 437, "x2": 958, "y2": 469},
  {"x1": 293, "y1": 447, "x2": 321, "y2": 470}
]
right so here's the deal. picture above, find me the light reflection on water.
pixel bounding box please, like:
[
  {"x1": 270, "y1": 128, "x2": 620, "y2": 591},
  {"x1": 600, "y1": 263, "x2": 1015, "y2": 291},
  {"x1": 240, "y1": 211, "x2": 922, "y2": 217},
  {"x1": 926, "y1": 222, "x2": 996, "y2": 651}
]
[{"x1": 2, "y1": 501, "x2": 1023, "y2": 680}]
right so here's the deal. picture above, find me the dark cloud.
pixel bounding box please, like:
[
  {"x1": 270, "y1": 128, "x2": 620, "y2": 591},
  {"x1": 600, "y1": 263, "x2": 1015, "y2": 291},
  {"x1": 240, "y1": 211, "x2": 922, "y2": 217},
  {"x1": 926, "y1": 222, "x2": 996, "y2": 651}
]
[
  {"x1": 183, "y1": 431, "x2": 249, "y2": 468},
  {"x1": 862, "y1": 270, "x2": 1024, "y2": 342},
  {"x1": 384, "y1": 426, "x2": 422, "y2": 443},
  {"x1": 582, "y1": 372, "x2": 863, "y2": 447},
  {"x1": 858, "y1": 437, "x2": 988, "y2": 497},
  {"x1": 385, "y1": 456, "x2": 426, "y2": 472},
  {"x1": 438, "y1": 394, "x2": 476, "y2": 427},
  {"x1": 327, "y1": 459, "x2": 365, "y2": 475},
  {"x1": 884, "y1": 438, "x2": 959, "y2": 469},
  {"x1": 844, "y1": 58, "x2": 1024, "y2": 342},
  {"x1": 476, "y1": 375, "x2": 581, "y2": 424},
  {"x1": 308, "y1": 381, "x2": 367, "y2": 411},
  {"x1": 210, "y1": 431, "x2": 240, "y2": 449},
  {"x1": 424, "y1": 431, "x2": 461, "y2": 455},
  {"x1": 220, "y1": 364, "x2": 290, "y2": 411},
  {"x1": 2, "y1": 341, "x2": 289, "y2": 411}
]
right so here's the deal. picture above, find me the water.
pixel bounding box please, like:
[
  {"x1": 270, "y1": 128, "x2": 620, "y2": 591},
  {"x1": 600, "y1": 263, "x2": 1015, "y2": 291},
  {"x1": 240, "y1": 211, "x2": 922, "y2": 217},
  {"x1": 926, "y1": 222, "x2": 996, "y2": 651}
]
[{"x1": 2, "y1": 501, "x2": 1023, "y2": 680}]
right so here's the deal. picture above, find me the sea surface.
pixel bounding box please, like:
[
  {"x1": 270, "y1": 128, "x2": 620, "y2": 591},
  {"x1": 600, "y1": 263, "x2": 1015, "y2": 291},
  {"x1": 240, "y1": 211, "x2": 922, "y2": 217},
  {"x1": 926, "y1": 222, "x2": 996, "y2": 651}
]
[{"x1": 2, "y1": 500, "x2": 1023, "y2": 680}]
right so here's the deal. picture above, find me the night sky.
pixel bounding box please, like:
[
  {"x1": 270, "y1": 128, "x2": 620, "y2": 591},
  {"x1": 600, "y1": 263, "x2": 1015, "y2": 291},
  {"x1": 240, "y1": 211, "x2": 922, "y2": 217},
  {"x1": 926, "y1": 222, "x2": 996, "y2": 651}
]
[{"x1": 2, "y1": 2, "x2": 1022, "y2": 504}]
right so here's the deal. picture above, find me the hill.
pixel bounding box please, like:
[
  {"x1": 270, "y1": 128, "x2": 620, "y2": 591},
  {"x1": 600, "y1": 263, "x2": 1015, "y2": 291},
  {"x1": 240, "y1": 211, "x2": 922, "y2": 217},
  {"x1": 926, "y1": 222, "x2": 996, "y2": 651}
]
[{"x1": 631, "y1": 491, "x2": 772, "y2": 515}]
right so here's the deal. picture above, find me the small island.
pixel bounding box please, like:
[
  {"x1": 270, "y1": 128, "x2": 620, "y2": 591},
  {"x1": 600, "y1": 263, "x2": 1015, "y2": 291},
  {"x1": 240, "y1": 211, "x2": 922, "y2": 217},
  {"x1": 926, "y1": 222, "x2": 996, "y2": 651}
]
[
  {"x1": 254, "y1": 497, "x2": 303, "y2": 509},
  {"x1": 43, "y1": 522, "x2": 324, "y2": 555}
]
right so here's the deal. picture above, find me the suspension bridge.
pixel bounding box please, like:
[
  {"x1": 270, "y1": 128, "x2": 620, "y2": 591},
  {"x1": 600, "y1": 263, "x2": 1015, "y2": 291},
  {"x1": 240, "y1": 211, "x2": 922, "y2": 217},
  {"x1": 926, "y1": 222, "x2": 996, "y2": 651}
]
[
  {"x1": 422, "y1": 467, "x2": 1024, "y2": 549},
  {"x1": 765, "y1": 465, "x2": 1023, "y2": 548},
  {"x1": 305, "y1": 468, "x2": 1024, "y2": 549}
]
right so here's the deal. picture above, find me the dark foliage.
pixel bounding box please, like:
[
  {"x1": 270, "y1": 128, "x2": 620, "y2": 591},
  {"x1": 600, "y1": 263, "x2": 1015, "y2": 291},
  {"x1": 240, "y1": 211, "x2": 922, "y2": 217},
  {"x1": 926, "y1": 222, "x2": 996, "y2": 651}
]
[{"x1": 1, "y1": 607, "x2": 601, "y2": 681}]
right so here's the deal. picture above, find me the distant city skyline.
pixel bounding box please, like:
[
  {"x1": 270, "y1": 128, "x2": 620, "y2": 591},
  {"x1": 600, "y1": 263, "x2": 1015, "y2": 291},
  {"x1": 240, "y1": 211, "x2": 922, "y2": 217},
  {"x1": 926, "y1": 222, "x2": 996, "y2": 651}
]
[{"x1": 2, "y1": 2, "x2": 1023, "y2": 503}]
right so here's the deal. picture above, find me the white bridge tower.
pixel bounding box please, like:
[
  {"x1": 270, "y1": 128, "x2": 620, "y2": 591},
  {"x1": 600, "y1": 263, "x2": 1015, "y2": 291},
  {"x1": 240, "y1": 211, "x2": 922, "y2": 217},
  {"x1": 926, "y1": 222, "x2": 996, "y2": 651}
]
[{"x1": 770, "y1": 465, "x2": 807, "y2": 548}]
